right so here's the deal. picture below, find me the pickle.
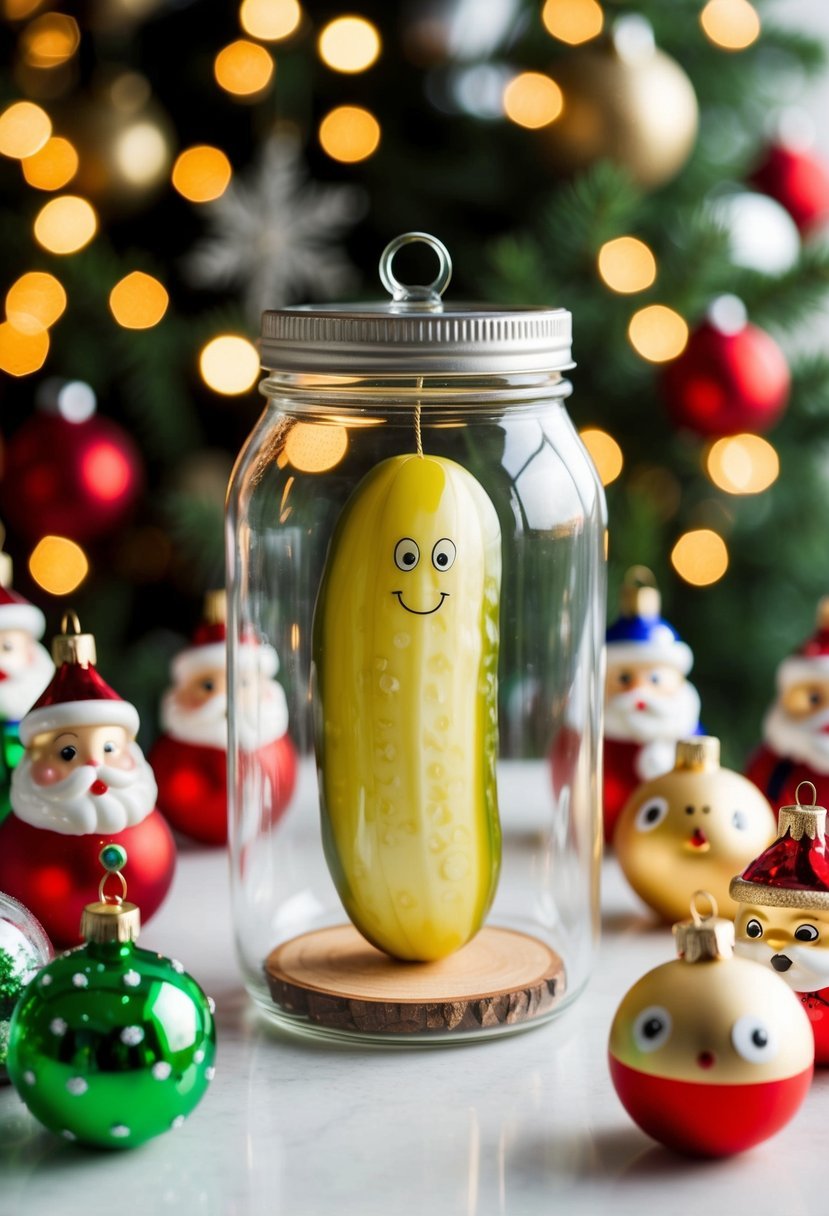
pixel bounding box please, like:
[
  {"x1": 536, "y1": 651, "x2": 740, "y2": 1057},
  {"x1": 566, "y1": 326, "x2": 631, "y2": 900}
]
[{"x1": 313, "y1": 454, "x2": 502, "y2": 961}]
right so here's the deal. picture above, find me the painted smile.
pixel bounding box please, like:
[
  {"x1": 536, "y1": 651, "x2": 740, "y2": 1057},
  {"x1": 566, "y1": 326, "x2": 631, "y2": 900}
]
[{"x1": 393, "y1": 591, "x2": 449, "y2": 615}]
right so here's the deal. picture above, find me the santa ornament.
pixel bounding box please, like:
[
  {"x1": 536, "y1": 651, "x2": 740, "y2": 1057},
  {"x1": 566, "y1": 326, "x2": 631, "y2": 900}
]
[
  {"x1": 603, "y1": 567, "x2": 702, "y2": 842},
  {"x1": 747, "y1": 597, "x2": 829, "y2": 809},
  {"x1": 0, "y1": 534, "x2": 54, "y2": 824},
  {"x1": 731, "y1": 782, "x2": 829, "y2": 1065},
  {"x1": 150, "y1": 591, "x2": 296, "y2": 846},
  {"x1": 0, "y1": 612, "x2": 175, "y2": 946}
]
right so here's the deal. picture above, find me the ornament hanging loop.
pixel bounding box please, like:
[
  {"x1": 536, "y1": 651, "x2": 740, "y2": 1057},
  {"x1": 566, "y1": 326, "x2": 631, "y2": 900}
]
[
  {"x1": 53, "y1": 610, "x2": 97, "y2": 667},
  {"x1": 379, "y1": 232, "x2": 452, "y2": 312},
  {"x1": 796, "y1": 780, "x2": 817, "y2": 808},
  {"x1": 60, "y1": 610, "x2": 82, "y2": 637},
  {"x1": 690, "y1": 889, "x2": 718, "y2": 925}
]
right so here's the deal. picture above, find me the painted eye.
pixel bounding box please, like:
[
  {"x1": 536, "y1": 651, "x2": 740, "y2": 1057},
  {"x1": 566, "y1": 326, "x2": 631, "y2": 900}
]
[
  {"x1": 431, "y1": 538, "x2": 456, "y2": 571},
  {"x1": 732, "y1": 1014, "x2": 778, "y2": 1063},
  {"x1": 202, "y1": 679, "x2": 215, "y2": 692},
  {"x1": 1, "y1": 641, "x2": 12, "y2": 652},
  {"x1": 59, "y1": 746, "x2": 77, "y2": 762},
  {"x1": 732, "y1": 810, "x2": 747, "y2": 830},
  {"x1": 394, "y1": 538, "x2": 420, "y2": 571},
  {"x1": 649, "y1": 671, "x2": 662, "y2": 684},
  {"x1": 618, "y1": 671, "x2": 633, "y2": 687},
  {"x1": 809, "y1": 690, "x2": 823, "y2": 708},
  {"x1": 635, "y1": 797, "x2": 669, "y2": 833},
  {"x1": 103, "y1": 740, "x2": 117, "y2": 754},
  {"x1": 795, "y1": 924, "x2": 820, "y2": 943},
  {"x1": 632, "y1": 1006, "x2": 672, "y2": 1052},
  {"x1": 745, "y1": 919, "x2": 763, "y2": 939}
]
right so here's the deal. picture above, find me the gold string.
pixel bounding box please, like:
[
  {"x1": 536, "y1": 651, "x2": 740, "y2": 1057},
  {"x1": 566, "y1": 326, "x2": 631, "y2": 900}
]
[{"x1": 415, "y1": 375, "x2": 424, "y2": 458}]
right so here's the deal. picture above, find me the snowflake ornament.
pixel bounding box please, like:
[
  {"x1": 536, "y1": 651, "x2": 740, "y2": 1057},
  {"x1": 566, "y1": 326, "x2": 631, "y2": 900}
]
[{"x1": 186, "y1": 134, "x2": 367, "y2": 322}]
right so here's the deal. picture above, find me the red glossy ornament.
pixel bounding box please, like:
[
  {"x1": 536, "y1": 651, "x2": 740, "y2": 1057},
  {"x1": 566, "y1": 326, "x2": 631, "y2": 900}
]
[
  {"x1": 150, "y1": 733, "x2": 297, "y2": 846},
  {"x1": 0, "y1": 811, "x2": 175, "y2": 947},
  {"x1": 751, "y1": 143, "x2": 829, "y2": 234},
  {"x1": 662, "y1": 320, "x2": 790, "y2": 437},
  {"x1": 0, "y1": 407, "x2": 142, "y2": 544}
]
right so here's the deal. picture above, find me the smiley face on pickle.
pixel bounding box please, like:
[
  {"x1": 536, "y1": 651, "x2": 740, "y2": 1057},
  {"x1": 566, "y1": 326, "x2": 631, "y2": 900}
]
[
  {"x1": 391, "y1": 535, "x2": 456, "y2": 615},
  {"x1": 615, "y1": 767, "x2": 775, "y2": 921}
]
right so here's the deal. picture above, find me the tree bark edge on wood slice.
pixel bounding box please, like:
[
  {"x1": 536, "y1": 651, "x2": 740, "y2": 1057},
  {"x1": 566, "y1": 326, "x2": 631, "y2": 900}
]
[{"x1": 264, "y1": 923, "x2": 566, "y2": 1035}]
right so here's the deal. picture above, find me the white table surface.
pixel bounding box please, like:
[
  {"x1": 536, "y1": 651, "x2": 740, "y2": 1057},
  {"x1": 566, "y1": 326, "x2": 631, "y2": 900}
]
[{"x1": 1, "y1": 837, "x2": 824, "y2": 1216}]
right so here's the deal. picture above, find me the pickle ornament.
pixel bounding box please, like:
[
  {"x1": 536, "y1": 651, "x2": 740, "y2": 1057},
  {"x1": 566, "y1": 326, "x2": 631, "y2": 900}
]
[{"x1": 313, "y1": 453, "x2": 502, "y2": 962}]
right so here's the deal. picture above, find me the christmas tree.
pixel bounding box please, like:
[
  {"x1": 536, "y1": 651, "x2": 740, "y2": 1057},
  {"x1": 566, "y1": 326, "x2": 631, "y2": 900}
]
[{"x1": 1, "y1": 0, "x2": 828, "y2": 762}]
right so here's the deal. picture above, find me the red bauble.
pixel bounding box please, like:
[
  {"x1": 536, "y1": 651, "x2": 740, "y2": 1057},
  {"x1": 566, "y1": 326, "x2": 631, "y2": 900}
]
[
  {"x1": 609, "y1": 1057, "x2": 812, "y2": 1157},
  {"x1": 603, "y1": 738, "x2": 642, "y2": 844},
  {"x1": 662, "y1": 320, "x2": 790, "y2": 437},
  {"x1": 801, "y1": 988, "x2": 829, "y2": 1065},
  {"x1": 0, "y1": 811, "x2": 175, "y2": 947},
  {"x1": 0, "y1": 409, "x2": 142, "y2": 544},
  {"x1": 745, "y1": 745, "x2": 829, "y2": 816},
  {"x1": 751, "y1": 143, "x2": 829, "y2": 234},
  {"x1": 150, "y1": 733, "x2": 297, "y2": 846}
]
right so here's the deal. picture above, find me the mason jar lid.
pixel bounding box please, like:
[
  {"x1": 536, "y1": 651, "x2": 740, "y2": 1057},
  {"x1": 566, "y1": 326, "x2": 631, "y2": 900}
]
[{"x1": 260, "y1": 232, "x2": 573, "y2": 376}]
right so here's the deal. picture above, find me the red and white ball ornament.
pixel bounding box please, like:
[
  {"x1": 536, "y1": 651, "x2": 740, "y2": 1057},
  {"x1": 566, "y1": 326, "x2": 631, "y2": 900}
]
[
  {"x1": 0, "y1": 382, "x2": 142, "y2": 545},
  {"x1": 751, "y1": 141, "x2": 829, "y2": 235},
  {"x1": 661, "y1": 296, "x2": 790, "y2": 438},
  {"x1": 150, "y1": 591, "x2": 296, "y2": 846},
  {"x1": 0, "y1": 612, "x2": 175, "y2": 946},
  {"x1": 609, "y1": 893, "x2": 814, "y2": 1157}
]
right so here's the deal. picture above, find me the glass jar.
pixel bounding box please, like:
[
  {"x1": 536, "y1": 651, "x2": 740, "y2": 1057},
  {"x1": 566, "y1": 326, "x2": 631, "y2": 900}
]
[{"x1": 226, "y1": 233, "x2": 606, "y2": 1044}]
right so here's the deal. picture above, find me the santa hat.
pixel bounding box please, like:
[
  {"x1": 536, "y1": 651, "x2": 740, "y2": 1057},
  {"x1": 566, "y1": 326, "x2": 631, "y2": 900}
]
[
  {"x1": 730, "y1": 792, "x2": 829, "y2": 911},
  {"x1": 20, "y1": 660, "x2": 139, "y2": 746},
  {"x1": 0, "y1": 585, "x2": 45, "y2": 640},
  {"x1": 777, "y1": 599, "x2": 829, "y2": 690},
  {"x1": 171, "y1": 618, "x2": 279, "y2": 684},
  {"x1": 606, "y1": 583, "x2": 693, "y2": 675}
]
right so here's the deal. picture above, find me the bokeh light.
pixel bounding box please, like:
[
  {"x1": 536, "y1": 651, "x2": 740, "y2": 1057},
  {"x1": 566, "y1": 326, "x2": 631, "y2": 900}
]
[
  {"x1": 172, "y1": 145, "x2": 232, "y2": 202},
  {"x1": 114, "y1": 121, "x2": 169, "y2": 186},
  {"x1": 109, "y1": 271, "x2": 169, "y2": 329},
  {"x1": 318, "y1": 15, "x2": 381, "y2": 73},
  {"x1": 199, "y1": 335, "x2": 260, "y2": 395},
  {"x1": 285, "y1": 422, "x2": 349, "y2": 472},
  {"x1": 541, "y1": 0, "x2": 604, "y2": 45},
  {"x1": 82, "y1": 443, "x2": 133, "y2": 502},
  {"x1": 0, "y1": 101, "x2": 51, "y2": 159},
  {"x1": 706, "y1": 434, "x2": 779, "y2": 495},
  {"x1": 240, "y1": 0, "x2": 302, "y2": 41},
  {"x1": 318, "y1": 105, "x2": 380, "y2": 163},
  {"x1": 33, "y1": 194, "x2": 97, "y2": 253},
  {"x1": 502, "y1": 72, "x2": 563, "y2": 129},
  {"x1": 700, "y1": 0, "x2": 760, "y2": 50},
  {"x1": 21, "y1": 135, "x2": 78, "y2": 190},
  {"x1": 671, "y1": 528, "x2": 729, "y2": 586},
  {"x1": 20, "y1": 12, "x2": 80, "y2": 68},
  {"x1": 29, "y1": 535, "x2": 88, "y2": 595},
  {"x1": 214, "y1": 40, "x2": 274, "y2": 97},
  {"x1": 598, "y1": 236, "x2": 657, "y2": 294},
  {"x1": 4, "y1": 0, "x2": 43, "y2": 17},
  {"x1": 628, "y1": 305, "x2": 689, "y2": 362},
  {"x1": 6, "y1": 271, "x2": 66, "y2": 334},
  {"x1": 56, "y1": 380, "x2": 96, "y2": 422},
  {"x1": 0, "y1": 321, "x2": 49, "y2": 376},
  {"x1": 579, "y1": 428, "x2": 624, "y2": 486}
]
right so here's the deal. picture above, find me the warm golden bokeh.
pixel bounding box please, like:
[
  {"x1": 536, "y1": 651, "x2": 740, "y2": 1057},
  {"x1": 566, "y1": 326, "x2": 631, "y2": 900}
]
[
  {"x1": 199, "y1": 334, "x2": 260, "y2": 395},
  {"x1": 20, "y1": 12, "x2": 80, "y2": 68},
  {"x1": 0, "y1": 101, "x2": 51, "y2": 159},
  {"x1": 285, "y1": 422, "x2": 349, "y2": 472},
  {"x1": 33, "y1": 194, "x2": 97, "y2": 253},
  {"x1": 214, "y1": 39, "x2": 274, "y2": 97},
  {"x1": 706, "y1": 434, "x2": 779, "y2": 495},
  {"x1": 502, "y1": 72, "x2": 563, "y2": 129},
  {"x1": 701, "y1": 0, "x2": 761, "y2": 50},
  {"x1": 579, "y1": 428, "x2": 624, "y2": 486},
  {"x1": 318, "y1": 105, "x2": 380, "y2": 162},
  {"x1": 628, "y1": 305, "x2": 689, "y2": 363},
  {"x1": 21, "y1": 135, "x2": 78, "y2": 190},
  {"x1": 172, "y1": 145, "x2": 232, "y2": 202},
  {"x1": 109, "y1": 271, "x2": 169, "y2": 329},
  {"x1": 318, "y1": 15, "x2": 381, "y2": 73},
  {"x1": 671, "y1": 528, "x2": 729, "y2": 586},
  {"x1": 240, "y1": 0, "x2": 301, "y2": 41},
  {"x1": 541, "y1": 0, "x2": 604, "y2": 45},
  {"x1": 0, "y1": 321, "x2": 49, "y2": 376},
  {"x1": 598, "y1": 237, "x2": 657, "y2": 294},
  {"x1": 29, "y1": 535, "x2": 89, "y2": 595},
  {"x1": 5, "y1": 271, "x2": 66, "y2": 334}
]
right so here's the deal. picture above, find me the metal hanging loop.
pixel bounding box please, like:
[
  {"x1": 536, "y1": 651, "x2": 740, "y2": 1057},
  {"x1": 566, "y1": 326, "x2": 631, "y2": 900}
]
[{"x1": 379, "y1": 232, "x2": 452, "y2": 311}]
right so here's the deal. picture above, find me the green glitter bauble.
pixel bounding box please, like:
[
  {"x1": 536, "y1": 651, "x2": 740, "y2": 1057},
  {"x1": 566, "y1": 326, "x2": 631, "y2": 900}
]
[{"x1": 7, "y1": 939, "x2": 216, "y2": 1147}]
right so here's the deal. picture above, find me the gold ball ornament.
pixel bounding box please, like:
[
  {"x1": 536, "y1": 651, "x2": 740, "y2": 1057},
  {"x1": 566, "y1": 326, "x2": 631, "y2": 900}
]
[
  {"x1": 614, "y1": 737, "x2": 776, "y2": 922},
  {"x1": 609, "y1": 894, "x2": 814, "y2": 1156},
  {"x1": 544, "y1": 17, "x2": 699, "y2": 190}
]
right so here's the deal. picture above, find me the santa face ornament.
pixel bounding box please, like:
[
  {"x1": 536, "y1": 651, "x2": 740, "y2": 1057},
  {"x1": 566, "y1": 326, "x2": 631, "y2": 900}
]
[{"x1": 0, "y1": 628, "x2": 54, "y2": 725}]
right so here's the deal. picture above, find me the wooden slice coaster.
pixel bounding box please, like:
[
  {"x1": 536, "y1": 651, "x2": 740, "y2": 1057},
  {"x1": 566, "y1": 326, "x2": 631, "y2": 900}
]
[{"x1": 264, "y1": 924, "x2": 565, "y2": 1036}]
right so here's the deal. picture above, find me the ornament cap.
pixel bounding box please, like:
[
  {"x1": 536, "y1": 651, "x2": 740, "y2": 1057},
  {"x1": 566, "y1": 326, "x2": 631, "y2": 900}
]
[
  {"x1": 619, "y1": 566, "x2": 660, "y2": 618},
  {"x1": 675, "y1": 736, "x2": 720, "y2": 772},
  {"x1": 673, "y1": 891, "x2": 734, "y2": 962},
  {"x1": 52, "y1": 610, "x2": 97, "y2": 667},
  {"x1": 80, "y1": 845, "x2": 141, "y2": 943},
  {"x1": 0, "y1": 551, "x2": 11, "y2": 590},
  {"x1": 203, "y1": 590, "x2": 226, "y2": 626}
]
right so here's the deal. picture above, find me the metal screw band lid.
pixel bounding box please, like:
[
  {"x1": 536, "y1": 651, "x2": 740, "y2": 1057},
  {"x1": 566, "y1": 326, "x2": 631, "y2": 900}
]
[{"x1": 260, "y1": 232, "x2": 573, "y2": 376}]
